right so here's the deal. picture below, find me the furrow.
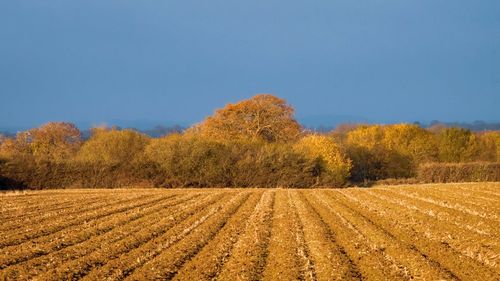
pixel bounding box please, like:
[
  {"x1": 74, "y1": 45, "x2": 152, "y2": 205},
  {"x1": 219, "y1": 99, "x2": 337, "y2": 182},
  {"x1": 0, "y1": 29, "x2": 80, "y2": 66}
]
[
  {"x1": 30, "y1": 191, "x2": 226, "y2": 281},
  {"x1": 0, "y1": 193, "x2": 147, "y2": 230},
  {"x1": 333, "y1": 189, "x2": 499, "y2": 280},
  {"x1": 0, "y1": 193, "x2": 199, "y2": 273},
  {"x1": 0, "y1": 193, "x2": 168, "y2": 248},
  {"x1": 348, "y1": 189, "x2": 500, "y2": 272},
  {"x1": 319, "y1": 190, "x2": 458, "y2": 280},
  {"x1": 216, "y1": 190, "x2": 275, "y2": 281},
  {"x1": 285, "y1": 190, "x2": 317, "y2": 281},
  {"x1": 262, "y1": 189, "x2": 304, "y2": 280},
  {"x1": 126, "y1": 192, "x2": 252, "y2": 280},
  {"x1": 388, "y1": 188, "x2": 499, "y2": 221},
  {"x1": 299, "y1": 190, "x2": 385, "y2": 280},
  {"x1": 399, "y1": 185, "x2": 500, "y2": 211},
  {"x1": 171, "y1": 191, "x2": 263, "y2": 281},
  {"x1": 78, "y1": 192, "x2": 234, "y2": 281},
  {"x1": 368, "y1": 189, "x2": 499, "y2": 237},
  {"x1": 0, "y1": 193, "x2": 111, "y2": 221}
]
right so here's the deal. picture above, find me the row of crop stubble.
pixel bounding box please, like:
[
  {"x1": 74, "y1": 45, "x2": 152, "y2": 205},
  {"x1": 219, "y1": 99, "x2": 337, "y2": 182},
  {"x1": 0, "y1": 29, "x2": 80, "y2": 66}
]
[{"x1": 0, "y1": 183, "x2": 499, "y2": 280}]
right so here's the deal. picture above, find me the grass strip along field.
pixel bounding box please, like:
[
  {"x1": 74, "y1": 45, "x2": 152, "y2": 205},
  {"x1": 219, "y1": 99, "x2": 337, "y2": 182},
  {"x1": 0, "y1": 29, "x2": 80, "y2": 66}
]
[{"x1": 0, "y1": 183, "x2": 499, "y2": 280}]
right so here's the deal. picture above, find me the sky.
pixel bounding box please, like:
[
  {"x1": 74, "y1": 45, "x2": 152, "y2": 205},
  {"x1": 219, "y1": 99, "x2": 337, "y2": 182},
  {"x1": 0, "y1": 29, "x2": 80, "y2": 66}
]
[{"x1": 0, "y1": 1, "x2": 499, "y2": 130}]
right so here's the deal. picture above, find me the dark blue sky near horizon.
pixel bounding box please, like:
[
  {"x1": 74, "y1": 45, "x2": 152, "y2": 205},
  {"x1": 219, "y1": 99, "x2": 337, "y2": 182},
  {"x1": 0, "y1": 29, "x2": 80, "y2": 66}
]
[{"x1": 1, "y1": 1, "x2": 499, "y2": 130}]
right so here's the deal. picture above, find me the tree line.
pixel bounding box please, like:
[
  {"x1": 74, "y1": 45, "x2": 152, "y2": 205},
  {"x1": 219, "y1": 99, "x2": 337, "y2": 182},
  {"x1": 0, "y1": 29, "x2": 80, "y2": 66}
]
[{"x1": 1, "y1": 94, "x2": 498, "y2": 189}]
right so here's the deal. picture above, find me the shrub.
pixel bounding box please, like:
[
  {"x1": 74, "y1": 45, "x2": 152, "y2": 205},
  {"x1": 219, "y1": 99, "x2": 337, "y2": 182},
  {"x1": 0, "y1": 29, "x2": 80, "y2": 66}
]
[
  {"x1": 476, "y1": 131, "x2": 500, "y2": 162},
  {"x1": 417, "y1": 162, "x2": 500, "y2": 183},
  {"x1": 294, "y1": 135, "x2": 351, "y2": 186},
  {"x1": 346, "y1": 143, "x2": 414, "y2": 181},
  {"x1": 0, "y1": 122, "x2": 82, "y2": 162},
  {"x1": 77, "y1": 128, "x2": 149, "y2": 165},
  {"x1": 437, "y1": 128, "x2": 479, "y2": 162},
  {"x1": 230, "y1": 141, "x2": 320, "y2": 188},
  {"x1": 144, "y1": 136, "x2": 320, "y2": 188},
  {"x1": 344, "y1": 124, "x2": 438, "y2": 182},
  {"x1": 0, "y1": 159, "x2": 158, "y2": 190},
  {"x1": 25, "y1": 122, "x2": 82, "y2": 162},
  {"x1": 144, "y1": 135, "x2": 232, "y2": 187},
  {"x1": 0, "y1": 138, "x2": 29, "y2": 160}
]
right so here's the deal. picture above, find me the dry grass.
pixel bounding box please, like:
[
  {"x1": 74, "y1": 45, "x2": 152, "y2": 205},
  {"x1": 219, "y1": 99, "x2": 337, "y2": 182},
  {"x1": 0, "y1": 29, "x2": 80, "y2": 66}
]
[{"x1": 0, "y1": 183, "x2": 499, "y2": 280}]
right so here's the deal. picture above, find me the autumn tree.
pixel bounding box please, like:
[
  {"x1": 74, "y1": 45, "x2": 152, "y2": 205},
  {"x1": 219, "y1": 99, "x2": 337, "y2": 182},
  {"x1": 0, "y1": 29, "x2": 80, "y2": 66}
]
[
  {"x1": 345, "y1": 125, "x2": 392, "y2": 180},
  {"x1": 0, "y1": 122, "x2": 82, "y2": 162},
  {"x1": 477, "y1": 131, "x2": 500, "y2": 162},
  {"x1": 330, "y1": 123, "x2": 362, "y2": 145},
  {"x1": 437, "y1": 128, "x2": 480, "y2": 162},
  {"x1": 193, "y1": 94, "x2": 302, "y2": 142},
  {"x1": 295, "y1": 134, "x2": 352, "y2": 186},
  {"x1": 0, "y1": 137, "x2": 19, "y2": 160},
  {"x1": 382, "y1": 124, "x2": 438, "y2": 163},
  {"x1": 344, "y1": 124, "x2": 438, "y2": 180},
  {"x1": 144, "y1": 134, "x2": 231, "y2": 186},
  {"x1": 77, "y1": 128, "x2": 150, "y2": 165},
  {"x1": 0, "y1": 137, "x2": 28, "y2": 160}
]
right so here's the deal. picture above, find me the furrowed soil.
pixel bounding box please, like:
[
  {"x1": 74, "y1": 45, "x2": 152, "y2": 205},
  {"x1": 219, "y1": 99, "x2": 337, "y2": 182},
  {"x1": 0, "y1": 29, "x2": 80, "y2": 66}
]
[{"x1": 0, "y1": 183, "x2": 499, "y2": 281}]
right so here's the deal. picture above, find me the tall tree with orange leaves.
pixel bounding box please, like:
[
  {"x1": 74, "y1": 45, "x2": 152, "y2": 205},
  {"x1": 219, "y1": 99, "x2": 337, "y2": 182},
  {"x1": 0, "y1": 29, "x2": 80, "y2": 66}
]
[
  {"x1": 0, "y1": 122, "x2": 82, "y2": 162},
  {"x1": 193, "y1": 94, "x2": 302, "y2": 142}
]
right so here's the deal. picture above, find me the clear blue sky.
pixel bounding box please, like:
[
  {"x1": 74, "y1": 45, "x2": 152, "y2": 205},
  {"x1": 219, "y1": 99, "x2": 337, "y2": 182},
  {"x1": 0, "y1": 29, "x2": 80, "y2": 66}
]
[{"x1": 1, "y1": 1, "x2": 499, "y2": 129}]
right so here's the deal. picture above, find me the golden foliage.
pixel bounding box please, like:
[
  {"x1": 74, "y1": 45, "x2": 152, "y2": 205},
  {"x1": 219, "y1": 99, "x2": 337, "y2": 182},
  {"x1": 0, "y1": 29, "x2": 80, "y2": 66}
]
[
  {"x1": 382, "y1": 124, "x2": 438, "y2": 163},
  {"x1": 345, "y1": 124, "x2": 436, "y2": 161},
  {"x1": 295, "y1": 134, "x2": 352, "y2": 185},
  {"x1": 476, "y1": 131, "x2": 500, "y2": 162},
  {"x1": 437, "y1": 127, "x2": 481, "y2": 162},
  {"x1": 77, "y1": 128, "x2": 149, "y2": 164},
  {"x1": 0, "y1": 138, "x2": 22, "y2": 159},
  {"x1": 2, "y1": 95, "x2": 500, "y2": 187},
  {"x1": 194, "y1": 94, "x2": 302, "y2": 142},
  {"x1": 0, "y1": 122, "x2": 81, "y2": 162},
  {"x1": 344, "y1": 124, "x2": 437, "y2": 180}
]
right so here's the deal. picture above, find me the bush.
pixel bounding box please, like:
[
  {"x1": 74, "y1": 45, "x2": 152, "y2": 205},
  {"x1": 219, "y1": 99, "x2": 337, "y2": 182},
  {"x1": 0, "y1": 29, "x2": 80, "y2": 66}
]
[
  {"x1": 144, "y1": 136, "x2": 320, "y2": 188},
  {"x1": 346, "y1": 145, "x2": 414, "y2": 182},
  {"x1": 229, "y1": 141, "x2": 320, "y2": 188},
  {"x1": 77, "y1": 128, "x2": 150, "y2": 165},
  {"x1": 344, "y1": 124, "x2": 433, "y2": 182},
  {"x1": 437, "y1": 128, "x2": 479, "y2": 162},
  {"x1": 1, "y1": 136, "x2": 324, "y2": 189},
  {"x1": 417, "y1": 162, "x2": 500, "y2": 183},
  {"x1": 0, "y1": 123, "x2": 82, "y2": 163},
  {"x1": 294, "y1": 135, "x2": 351, "y2": 186},
  {"x1": 144, "y1": 135, "x2": 232, "y2": 187},
  {"x1": 0, "y1": 159, "x2": 160, "y2": 190}
]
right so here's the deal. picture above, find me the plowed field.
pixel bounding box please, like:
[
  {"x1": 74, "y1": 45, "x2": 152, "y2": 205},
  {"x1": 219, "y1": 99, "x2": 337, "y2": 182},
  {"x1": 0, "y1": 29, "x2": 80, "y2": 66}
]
[{"x1": 1, "y1": 183, "x2": 499, "y2": 280}]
